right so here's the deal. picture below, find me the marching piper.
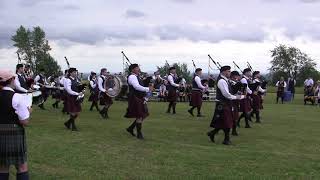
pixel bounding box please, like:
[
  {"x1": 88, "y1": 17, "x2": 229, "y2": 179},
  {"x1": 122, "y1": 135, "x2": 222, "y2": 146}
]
[
  {"x1": 250, "y1": 71, "x2": 266, "y2": 123},
  {"x1": 276, "y1": 77, "x2": 287, "y2": 104},
  {"x1": 88, "y1": 72, "x2": 100, "y2": 111},
  {"x1": 125, "y1": 64, "x2": 154, "y2": 140},
  {"x1": 63, "y1": 68, "x2": 84, "y2": 131},
  {"x1": 0, "y1": 69, "x2": 31, "y2": 180},
  {"x1": 208, "y1": 66, "x2": 244, "y2": 145},
  {"x1": 188, "y1": 68, "x2": 208, "y2": 117},
  {"x1": 238, "y1": 68, "x2": 252, "y2": 128},
  {"x1": 229, "y1": 71, "x2": 242, "y2": 136},
  {"x1": 166, "y1": 67, "x2": 180, "y2": 114}
]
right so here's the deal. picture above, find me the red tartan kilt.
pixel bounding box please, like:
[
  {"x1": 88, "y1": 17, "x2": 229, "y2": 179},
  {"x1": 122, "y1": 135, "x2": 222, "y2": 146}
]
[
  {"x1": 190, "y1": 90, "x2": 203, "y2": 107},
  {"x1": 89, "y1": 92, "x2": 99, "y2": 102},
  {"x1": 251, "y1": 94, "x2": 262, "y2": 110},
  {"x1": 240, "y1": 98, "x2": 251, "y2": 113},
  {"x1": 99, "y1": 93, "x2": 113, "y2": 105},
  {"x1": 231, "y1": 101, "x2": 240, "y2": 122},
  {"x1": 125, "y1": 95, "x2": 149, "y2": 119},
  {"x1": 277, "y1": 91, "x2": 284, "y2": 97},
  {"x1": 65, "y1": 95, "x2": 81, "y2": 113},
  {"x1": 60, "y1": 91, "x2": 66, "y2": 101},
  {"x1": 167, "y1": 89, "x2": 177, "y2": 102},
  {"x1": 211, "y1": 103, "x2": 233, "y2": 129}
]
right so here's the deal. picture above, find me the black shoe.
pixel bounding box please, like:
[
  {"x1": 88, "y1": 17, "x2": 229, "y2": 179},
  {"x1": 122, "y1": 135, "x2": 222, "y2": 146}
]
[
  {"x1": 64, "y1": 121, "x2": 71, "y2": 129},
  {"x1": 137, "y1": 133, "x2": 144, "y2": 140},
  {"x1": 173, "y1": 111, "x2": 176, "y2": 114},
  {"x1": 126, "y1": 128, "x2": 136, "y2": 137},
  {"x1": 99, "y1": 111, "x2": 106, "y2": 119},
  {"x1": 245, "y1": 124, "x2": 251, "y2": 128},
  {"x1": 188, "y1": 109, "x2": 194, "y2": 116},
  {"x1": 197, "y1": 114, "x2": 204, "y2": 117},
  {"x1": 222, "y1": 140, "x2": 232, "y2": 145},
  {"x1": 207, "y1": 131, "x2": 212, "y2": 136}
]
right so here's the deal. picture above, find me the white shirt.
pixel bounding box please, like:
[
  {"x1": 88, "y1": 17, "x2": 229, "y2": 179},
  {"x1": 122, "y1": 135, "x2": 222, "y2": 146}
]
[
  {"x1": 98, "y1": 75, "x2": 106, "y2": 92},
  {"x1": 34, "y1": 75, "x2": 47, "y2": 85},
  {"x1": 252, "y1": 79, "x2": 266, "y2": 93},
  {"x1": 240, "y1": 76, "x2": 252, "y2": 94},
  {"x1": 217, "y1": 75, "x2": 238, "y2": 100},
  {"x1": 14, "y1": 73, "x2": 28, "y2": 93},
  {"x1": 167, "y1": 74, "x2": 179, "y2": 87},
  {"x1": 128, "y1": 74, "x2": 150, "y2": 92},
  {"x1": 315, "y1": 86, "x2": 320, "y2": 98},
  {"x1": 159, "y1": 85, "x2": 166, "y2": 93},
  {"x1": 304, "y1": 79, "x2": 314, "y2": 87},
  {"x1": 90, "y1": 80, "x2": 97, "y2": 89},
  {"x1": 2, "y1": 87, "x2": 30, "y2": 121},
  {"x1": 63, "y1": 77, "x2": 79, "y2": 96},
  {"x1": 194, "y1": 75, "x2": 206, "y2": 90},
  {"x1": 276, "y1": 81, "x2": 287, "y2": 88}
]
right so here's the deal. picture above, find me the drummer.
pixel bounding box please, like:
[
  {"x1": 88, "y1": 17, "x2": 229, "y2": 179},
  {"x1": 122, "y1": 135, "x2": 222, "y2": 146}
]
[
  {"x1": 97, "y1": 68, "x2": 113, "y2": 119},
  {"x1": 34, "y1": 69, "x2": 48, "y2": 110},
  {"x1": 14, "y1": 64, "x2": 30, "y2": 94}
]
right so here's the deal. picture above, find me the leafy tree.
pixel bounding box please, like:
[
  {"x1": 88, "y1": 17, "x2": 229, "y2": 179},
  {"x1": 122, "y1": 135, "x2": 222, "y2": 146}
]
[
  {"x1": 11, "y1": 25, "x2": 61, "y2": 76},
  {"x1": 157, "y1": 62, "x2": 191, "y2": 82},
  {"x1": 270, "y1": 44, "x2": 319, "y2": 85}
]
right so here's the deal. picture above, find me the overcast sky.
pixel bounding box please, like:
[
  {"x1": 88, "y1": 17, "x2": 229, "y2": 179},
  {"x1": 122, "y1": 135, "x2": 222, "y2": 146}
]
[{"x1": 1, "y1": 0, "x2": 320, "y2": 73}]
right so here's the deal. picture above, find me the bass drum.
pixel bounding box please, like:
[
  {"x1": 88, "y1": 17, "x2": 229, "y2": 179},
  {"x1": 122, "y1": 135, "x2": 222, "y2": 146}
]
[{"x1": 104, "y1": 75, "x2": 128, "y2": 99}]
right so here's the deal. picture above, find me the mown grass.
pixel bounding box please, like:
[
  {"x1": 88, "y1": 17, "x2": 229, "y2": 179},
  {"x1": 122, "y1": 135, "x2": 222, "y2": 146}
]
[{"x1": 14, "y1": 92, "x2": 320, "y2": 179}]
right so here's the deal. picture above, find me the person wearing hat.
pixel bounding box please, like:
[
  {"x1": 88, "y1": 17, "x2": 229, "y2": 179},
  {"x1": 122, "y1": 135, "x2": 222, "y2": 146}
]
[
  {"x1": 34, "y1": 68, "x2": 48, "y2": 110},
  {"x1": 63, "y1": 68, "x2": 84, "y2": 131},
  {"x1": 14, "y1": 64, "x2": 29, "y2": 94},
  {"x1": 97, "y1": 68, "x2": 113, "y2": 119},
  {"x1": 250, "y1": 71, "x2": 266, "y2": 123},
  {"x1": 0, "y1": 69, "x2": 31, "y2": 180},
  {"x1": 88, "y1": 72, "x2": 100, "y2": 111},
  {"x1": 238, "y1": 68, "x2": 253, "y2": 128},
  {"x1": 188, "y1": 68, "x2": 208, "y2": 117},
  {"x1": 208, "y1": 66, "x2": 244, "y2": 145},
  {"x1": 166, "y1": 67, "x2": 180, "y2": 114},
  {"x1": 125, "y1": 64, "x2": 154, "y2": 140},
  {"x1": 229, "y1": 71, "x2": 243, "y2": 136}
]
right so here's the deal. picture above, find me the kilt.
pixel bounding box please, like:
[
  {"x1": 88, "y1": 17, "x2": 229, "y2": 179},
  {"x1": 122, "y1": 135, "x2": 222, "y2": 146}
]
[
  {"x1": 210, "y1": 102, "x2": 233, "y2": 129},
  {"x1": 190, "y1": 90, "x2": 203, "y2": 107},
  {"x1": 89, "y1": 91, "x2": 99, "y2": 102},
  {"x1": 99, "y1": 93, "x2": 113, "y2": 105},
  {"x1": 125, "y1": 95, "x2": 149, "y2": 119},
  {"x1": 167, "y1": 89, "x2": 177, "y2": 102},
  {"x1": 240, "y1": 97, "x2": 252, "y2": 113},
  {"x1": 251, "y1": 94, "x2": 262, "y2": 110},
  {"x1": 231, "y1": 100, "x2": 240, "y2": 123},
  {"x1": 60, "y1": 90, "x2": 66, "y2": 101},
  {"x1": 277, "y1": 91, "x2": 284, "y2": 98},
  {"x1": 0, "y1": 124, "x2": 27, "y2": 166},
  {"x1": 65, "y1": 94, "x2": 82, "y2": 113}
]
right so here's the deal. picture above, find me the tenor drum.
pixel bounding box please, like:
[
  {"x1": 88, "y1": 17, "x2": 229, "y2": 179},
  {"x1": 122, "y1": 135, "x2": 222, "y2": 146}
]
[{"x1": 104, "y1": 75, "x2": 128, "y2": 98}]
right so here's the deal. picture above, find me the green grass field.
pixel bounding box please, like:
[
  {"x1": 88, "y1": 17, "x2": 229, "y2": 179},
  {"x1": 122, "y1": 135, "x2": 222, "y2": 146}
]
[{"x1": 18, "y1": 92, "x2": 320, "y2": 179}]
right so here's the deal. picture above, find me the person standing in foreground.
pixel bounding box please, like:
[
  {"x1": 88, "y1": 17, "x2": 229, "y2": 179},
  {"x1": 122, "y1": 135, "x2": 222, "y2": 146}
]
[
  {"x1": 0, "y1": 69, "x2": 31, "y2": 180},
  {"x1": 208, "y1": 66, "x2": 244, "y2": 145},
  {"x1": 276, "y1": 77, "x2": 287, "y2": 104},
  {"x1": 125, "y1": 64, "x2": 154, "y2": 140},
  {"x1": 63, "y1": 68, "x2": 84, "y2": 131},
  {"x1": 166, "y1": 67, "x2": 180, "y2": 114},
  {"x1": 188, "y1": 68, "x2": 208, "y2": 117}
]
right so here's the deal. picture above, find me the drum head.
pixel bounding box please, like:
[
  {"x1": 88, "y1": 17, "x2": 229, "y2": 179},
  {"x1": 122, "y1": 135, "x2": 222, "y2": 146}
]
[
  {"x1": 105, "y1": 76, "x2": 122, "y2": 97},
  {"x1": 32, "y1": 91, "x2": 42, "y2": 97}
]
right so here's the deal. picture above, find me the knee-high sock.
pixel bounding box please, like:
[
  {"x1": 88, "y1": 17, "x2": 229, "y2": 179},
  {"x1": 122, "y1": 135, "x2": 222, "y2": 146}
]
[
  {"x1": 17, "y1": 172, "x2": 29, "y2": 180},
  {"x1": 167, "y1": 102, "x2": 172, "y2": 112},
  {"x1": 223, "y1": 128, "x2": 230, "y2": 142},
  {"x1": 172, "y1": 103, "x2": 177, "y2": 113},
  {"x1": 197, "y1": 106, "x2": 201, "y2": 115},
  {"x1": 136, "y1": 122, "x2": 142, "y2": 135}
]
